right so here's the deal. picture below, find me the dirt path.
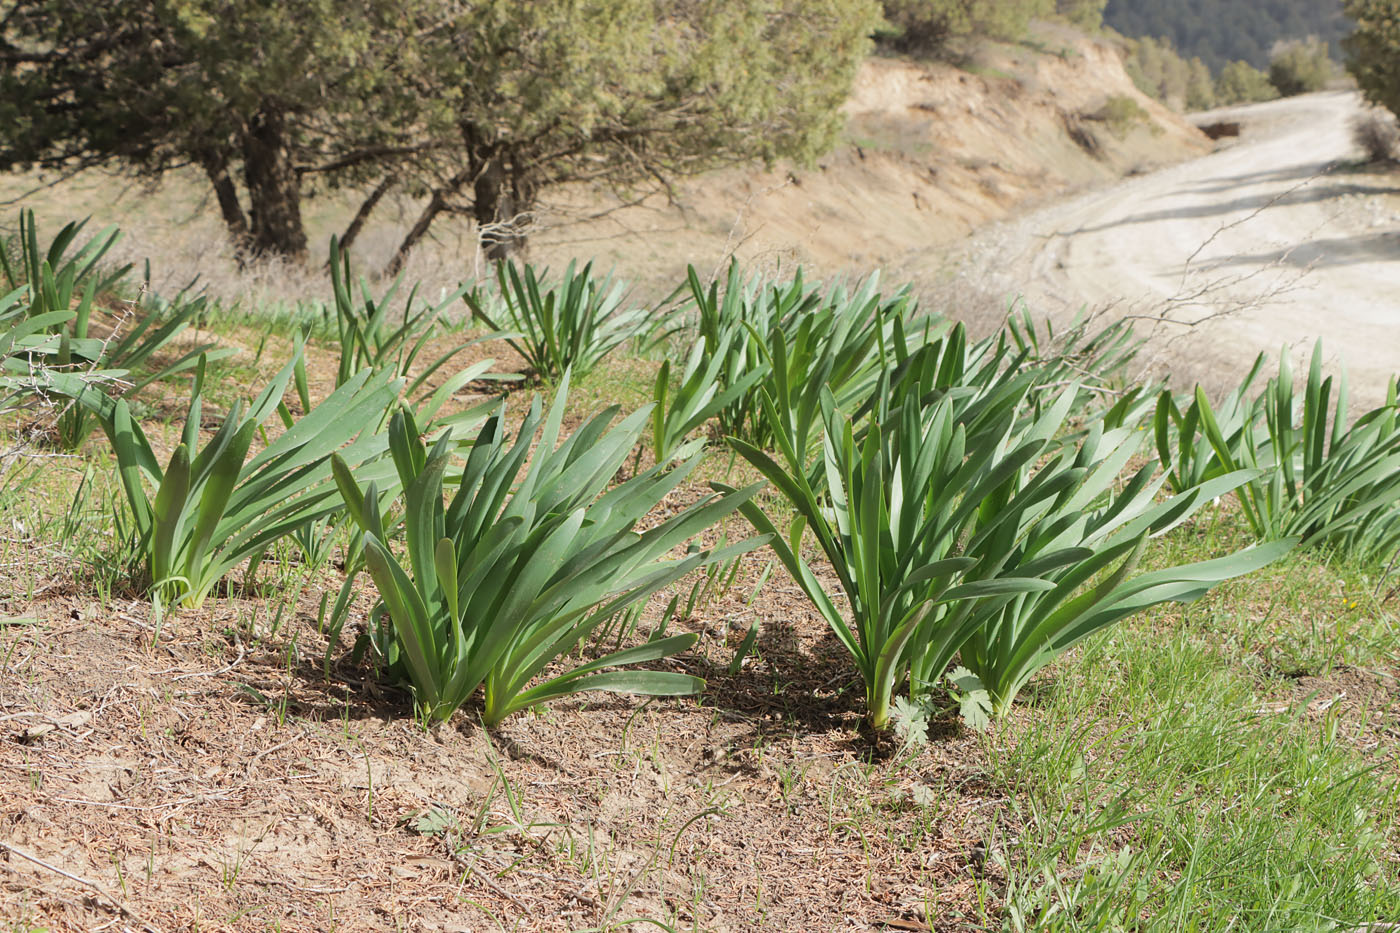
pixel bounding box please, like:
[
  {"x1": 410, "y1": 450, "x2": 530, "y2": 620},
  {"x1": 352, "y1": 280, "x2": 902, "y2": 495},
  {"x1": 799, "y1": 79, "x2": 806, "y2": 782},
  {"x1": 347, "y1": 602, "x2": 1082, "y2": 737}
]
[{"x1": 942, "y1": 91, "x2": 1400, "y2": 406}]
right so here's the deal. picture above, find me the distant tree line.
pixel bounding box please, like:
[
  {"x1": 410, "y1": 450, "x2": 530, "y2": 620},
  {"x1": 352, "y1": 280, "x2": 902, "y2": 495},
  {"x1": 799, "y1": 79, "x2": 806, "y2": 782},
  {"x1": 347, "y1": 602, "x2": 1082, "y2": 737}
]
[
  {"x1": 1103, "y1": 0, "x2": 1349, "y2": 73},
  {"x1": 1121, "y1": 37, "x2": 1218, "y2": 110},
  {"x1": 1122, "y1": 32, "x2": 1336, "y2": 111},
  {"x1": 873, "y1": 1, "x2": 1341, "y2": 113}
]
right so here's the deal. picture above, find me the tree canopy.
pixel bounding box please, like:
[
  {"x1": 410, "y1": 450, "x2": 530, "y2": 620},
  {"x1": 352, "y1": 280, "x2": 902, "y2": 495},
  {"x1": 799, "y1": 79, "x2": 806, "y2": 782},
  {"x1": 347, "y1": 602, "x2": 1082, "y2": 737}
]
[
  {"x1": 0, "y1": 0, "x2": 879, "y2": 264},
  {"x1": 1122, "y1": 35, "x2": 1215, "y2": 110},
  {"x1": 1268, "y1": 36, "x2": 1334, "y2": 96},
  {"x1": 1056, "y1": 0, "x2": 1108, "y2": 29},
  {"x1": 388, "y1": 0, "x2": 879, "y2": 264},
  {"x1": 0, "y1": 0, "x2": 417, "y2": 260},
  {"x1": 1344, "y1": 0, "x2": 1400, "y2": 118},
  {"x1": 1214, "y1": 59, "x2": 1278, "y2": 104},
  {"x1": 878, "y1": 0, "x2": 1056, "y2": 53}
]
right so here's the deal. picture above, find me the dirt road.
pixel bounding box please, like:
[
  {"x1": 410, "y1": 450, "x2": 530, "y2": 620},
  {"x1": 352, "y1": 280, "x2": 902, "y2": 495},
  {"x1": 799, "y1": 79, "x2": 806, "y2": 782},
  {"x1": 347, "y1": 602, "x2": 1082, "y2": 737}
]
[{"x1": 945, "y1": 91, "x2": 1400, "y2": 406}]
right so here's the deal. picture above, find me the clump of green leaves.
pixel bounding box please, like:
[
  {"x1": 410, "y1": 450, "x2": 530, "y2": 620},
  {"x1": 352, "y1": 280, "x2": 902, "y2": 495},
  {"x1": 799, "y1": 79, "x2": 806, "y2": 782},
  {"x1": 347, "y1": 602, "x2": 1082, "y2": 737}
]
[
  {"x1": 724, "y1": 357, "x2": 1045, "y2": 730},
  {"x1": 1156, "y1": 343, "x2": 1400, "y2": 566},
  {"x1": 682, "y1": 260, "x2": 926, "y2": 456},
  {"x1": 1154, "y1": 354, "x2": 1266, "y2": 494},
  {"x1": 48, "y1": 344, "x2": 400, "y2": 609},
  {"x1": 1004, "y1": 307, "x2": 1141, "y2": 392},
  {"x1": 1003, "y1": 307, "x2": 1157, "y2": 439},
  {"x1": 0, "y1": 282, "x2": 104, "y2": 501},
  {"x1": 333, "y1": 374, "x2": 764, "y2": 727},
  {"x1": 729, "y1": 342, "x2": 1285, "y2": 727},
  {"x1": 2, "y1": 210, "x2": 226, "y2": 448},
  {"x1": 464, "y1": 260, "x2": 648, "y2": 382},
  {"x1": 650, "y1": 330, "x2": 765, "y2": 465},
  {"x1": 321, "y1": 236, "x2": 500, "y2": 397},
  {"x1": 942, "y1": 415, "x2": 1290, "y2": 715},
  {"x1": 299, "y1": 235, "x2": 512, "y2": 442},
  {"x1": 1, "y1": 210, "x2": 127, "y2": 310},
  {"x1": 1, "y1": 281, "x2": 67, "y2": 408}
]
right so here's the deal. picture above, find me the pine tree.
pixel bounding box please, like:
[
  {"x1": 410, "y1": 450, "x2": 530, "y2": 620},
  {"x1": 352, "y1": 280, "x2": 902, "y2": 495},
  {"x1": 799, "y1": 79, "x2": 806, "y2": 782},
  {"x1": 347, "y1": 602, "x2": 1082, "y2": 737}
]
[
  {"x1": 0, "y1": 0, "x2": 410, "y2": 260},
  {"x1": 0, "y1": 0, "x2": 880, "y2": 265},
  {"x1": 389, "y1": 0, "x2": 880, "y2": 265},
  {"x1": 1343, "y1": 0, "x2": 1400, "y2": 118}
]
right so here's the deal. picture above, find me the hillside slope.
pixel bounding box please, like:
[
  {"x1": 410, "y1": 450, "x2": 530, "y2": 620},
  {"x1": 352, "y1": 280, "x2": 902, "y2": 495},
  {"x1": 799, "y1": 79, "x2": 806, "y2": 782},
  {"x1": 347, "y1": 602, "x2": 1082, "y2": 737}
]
[{"x1": 523, "y1": 35, "x2": 1210, "y2": 290}]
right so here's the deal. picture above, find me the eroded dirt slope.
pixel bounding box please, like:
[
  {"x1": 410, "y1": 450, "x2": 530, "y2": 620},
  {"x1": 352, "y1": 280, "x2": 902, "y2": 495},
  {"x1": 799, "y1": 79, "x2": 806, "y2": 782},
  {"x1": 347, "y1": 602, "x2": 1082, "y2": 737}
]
[{"x1": 528, "y1": 35, "x2": 1209, "y2": 284}]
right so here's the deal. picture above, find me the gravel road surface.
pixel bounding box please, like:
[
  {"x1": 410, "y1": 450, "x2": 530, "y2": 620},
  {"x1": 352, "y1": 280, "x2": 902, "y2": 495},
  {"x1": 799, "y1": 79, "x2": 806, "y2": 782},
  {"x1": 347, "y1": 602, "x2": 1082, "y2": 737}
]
[{"x1": 946, "y1": 91, "x2": 1400, "y2": 405}]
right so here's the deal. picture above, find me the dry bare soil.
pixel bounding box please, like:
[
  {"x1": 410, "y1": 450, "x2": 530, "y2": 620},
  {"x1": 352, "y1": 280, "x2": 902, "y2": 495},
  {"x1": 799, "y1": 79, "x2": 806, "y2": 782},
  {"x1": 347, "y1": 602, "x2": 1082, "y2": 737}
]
[{"x1": 0, "y1": 428, "x2": 1008, "y2": 932}]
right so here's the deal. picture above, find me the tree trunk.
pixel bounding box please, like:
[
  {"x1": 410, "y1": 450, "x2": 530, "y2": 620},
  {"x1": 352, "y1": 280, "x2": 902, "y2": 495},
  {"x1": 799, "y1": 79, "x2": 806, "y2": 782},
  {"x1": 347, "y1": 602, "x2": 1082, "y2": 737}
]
[
  {"x1": 242, "y1": 104, "x2": 308, "y2": 261},
  {"x1": 472, "y1": 154, "x2": 528, "y2": 261},
  {"x1": 199, "y1": 151, "x2": 252, "y2": 260},
  {"x1": 386, "y1": 128, "x2": 539, "y2": 274}
]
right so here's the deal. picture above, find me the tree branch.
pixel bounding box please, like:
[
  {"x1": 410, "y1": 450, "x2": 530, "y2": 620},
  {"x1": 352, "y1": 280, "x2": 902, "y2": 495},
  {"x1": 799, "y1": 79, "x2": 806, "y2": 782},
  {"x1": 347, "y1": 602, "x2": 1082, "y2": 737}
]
[{"x1": 339, "y1": 176, "x2": 394, "y2": 255}]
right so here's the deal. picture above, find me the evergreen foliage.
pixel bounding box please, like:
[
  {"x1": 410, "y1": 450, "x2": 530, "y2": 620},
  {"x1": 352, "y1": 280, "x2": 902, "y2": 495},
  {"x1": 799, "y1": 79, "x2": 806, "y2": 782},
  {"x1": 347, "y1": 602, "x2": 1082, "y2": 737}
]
[
  {"x1": 879, "y1": 0, "x2": 1053, "y2": 53},
  {"x1": 1269, "y1": 37, "x2": 1335, "y2": 95},
  {"x1": 1344, "y1": 0, "x2": 1400, "y2": 119},
  {"x1": 0, "y1": 1, "x2": 878, "y2": 264},
  {"x1": 1122, "y1": 36, "x2": 1300, "y2": 111},
  {"x1": 1105, "y1": 0, "x2": 1349, "y2": 72},
  {"x1": 1056, "y1": 0, "x2": 1108, "y2": 29},
  {"x1": 385, "y1": 0, "x2": 878, "y2": 265},
  {"x1": 1215, "y1": 60, "x2": 1281, "y2": 104},
  {"x1": 0, "y1": 0, "x2": 403, "y2": 261},
  {"x1": 1123, "y1": 36, "x2": 1215, "y2": 110}
]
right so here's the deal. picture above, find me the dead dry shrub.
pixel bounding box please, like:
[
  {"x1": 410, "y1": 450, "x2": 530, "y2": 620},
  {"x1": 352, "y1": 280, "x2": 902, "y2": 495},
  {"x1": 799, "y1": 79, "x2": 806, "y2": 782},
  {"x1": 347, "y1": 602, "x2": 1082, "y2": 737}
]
[{"x1": 1351, "y1": 108, "x2": 1400, "y2": 164}]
